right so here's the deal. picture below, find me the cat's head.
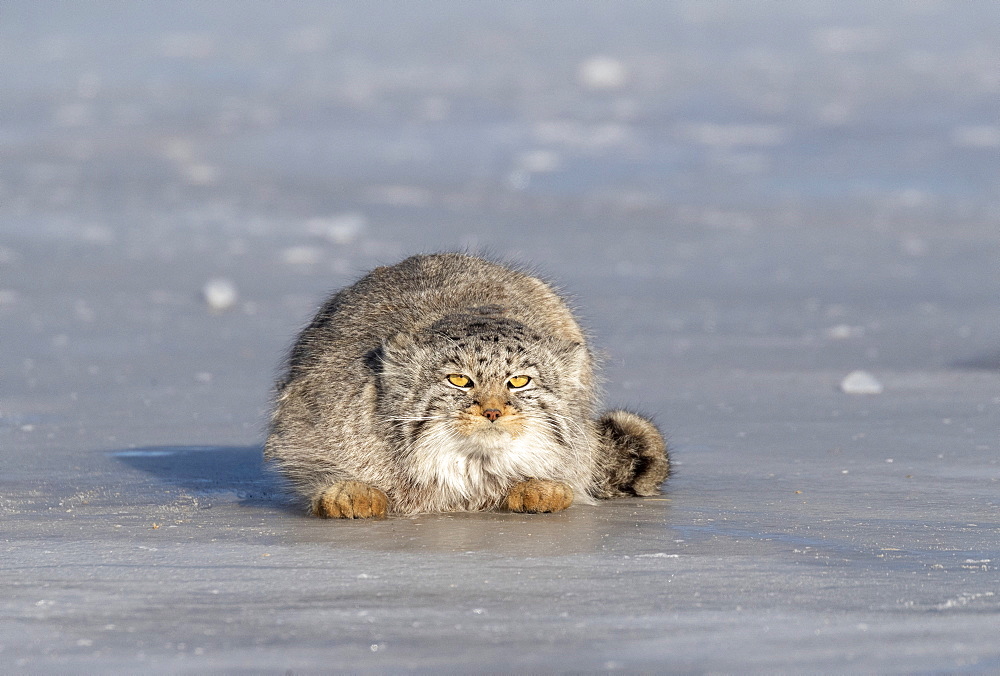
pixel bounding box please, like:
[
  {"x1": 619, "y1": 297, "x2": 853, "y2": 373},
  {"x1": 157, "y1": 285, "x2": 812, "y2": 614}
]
[{"x1": 374, "y1": 313, "x2": 593, "y2": 448}]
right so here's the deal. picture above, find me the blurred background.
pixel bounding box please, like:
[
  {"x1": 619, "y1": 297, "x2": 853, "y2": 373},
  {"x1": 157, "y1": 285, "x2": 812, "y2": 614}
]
[{"x1": 2, "y1": 1, "x2": 999, "y2": 447}]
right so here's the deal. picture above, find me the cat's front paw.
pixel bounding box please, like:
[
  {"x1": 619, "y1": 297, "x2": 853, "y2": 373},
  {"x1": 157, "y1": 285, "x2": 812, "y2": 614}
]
[
  {"x1": 506, "y1": 479, "x2": 574, "y2": 513},
  {"x1": 313, "y1": 480, "x2": 389, "y2": 519}
]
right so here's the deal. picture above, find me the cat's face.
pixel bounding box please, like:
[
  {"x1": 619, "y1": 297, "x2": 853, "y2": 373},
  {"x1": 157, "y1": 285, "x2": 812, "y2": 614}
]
[
  {"x1": 434, "y1": 364, "x2": 544, "y2": 445},
  {"x1": 376, "y1": 315, "x2": 591, "y2": 451}
]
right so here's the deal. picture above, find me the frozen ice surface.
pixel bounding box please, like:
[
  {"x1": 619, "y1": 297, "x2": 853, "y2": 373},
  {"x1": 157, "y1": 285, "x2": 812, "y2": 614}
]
[
  {"x1": 840, "y1": 369, "x2": 884, "y2": 394},
  {"x1": 2, "y1": 2, "x2": 1000, "y2": 673}
]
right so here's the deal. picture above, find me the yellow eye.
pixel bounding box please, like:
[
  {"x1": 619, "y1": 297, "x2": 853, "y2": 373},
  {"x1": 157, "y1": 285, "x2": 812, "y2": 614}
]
[
  {"x1": 446, "y1": 374, "x2": 473, "y2": 388},
  {"x1": 507, "y1": 375, "x2": 531, "y2": 389}
]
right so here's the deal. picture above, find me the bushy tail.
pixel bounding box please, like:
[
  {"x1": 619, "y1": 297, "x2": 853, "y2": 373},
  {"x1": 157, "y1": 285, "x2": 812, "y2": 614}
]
[{"x1": 592, "y1": 410, "x2": 670, "y2": 498}]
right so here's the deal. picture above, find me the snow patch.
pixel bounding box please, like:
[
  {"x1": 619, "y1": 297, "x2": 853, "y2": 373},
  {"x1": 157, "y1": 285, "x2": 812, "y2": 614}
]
[{"x1": 840, "y1": 370, "x2": 883, "y2": 395}]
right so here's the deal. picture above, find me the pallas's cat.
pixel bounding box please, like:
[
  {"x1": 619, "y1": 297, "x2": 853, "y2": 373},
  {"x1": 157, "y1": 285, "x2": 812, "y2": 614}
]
[{"x1": 265, "y1": 253, "x2": 669, "y2": 518}]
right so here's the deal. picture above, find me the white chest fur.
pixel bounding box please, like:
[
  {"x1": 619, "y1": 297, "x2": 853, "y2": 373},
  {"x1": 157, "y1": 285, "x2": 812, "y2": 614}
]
[{"x1": 405, "y1": 421, "x2": 572, "y2": 509}]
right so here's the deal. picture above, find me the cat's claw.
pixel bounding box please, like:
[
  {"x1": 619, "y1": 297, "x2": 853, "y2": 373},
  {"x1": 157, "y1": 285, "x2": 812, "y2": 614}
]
[
  {"x1": 506, "y1": 479, "x2": 574, "y2": 513},
  {"x1": 313, "y1": 480, "x2": 389, "y2": 519}
]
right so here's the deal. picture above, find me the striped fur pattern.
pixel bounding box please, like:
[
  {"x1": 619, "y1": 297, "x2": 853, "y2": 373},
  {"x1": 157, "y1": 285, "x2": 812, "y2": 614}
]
[{"x1": 264, "y1": 253, "x2": 669, "y2": 517}]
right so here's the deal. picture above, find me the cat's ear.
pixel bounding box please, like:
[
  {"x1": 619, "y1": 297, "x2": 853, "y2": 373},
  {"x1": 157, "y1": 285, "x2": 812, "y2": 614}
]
[
  {"x1": 557, "y1": 339, "x2": 595, "y2": 392},
  {"x1": 555, "y1": 339, "x2": 591, "y2": 373},
  {"x1": 559, "y1": 339, "x2": 587, "y2": 359},
  {"x1": 379, "y1": 332, "x2": 416, "y2": 368},
  {"x1": 384, "y1": 332, "x2": 414, "y2": 352},
  {"x1": 373, "y1": 333, "x2": 417, "y2": 383}
]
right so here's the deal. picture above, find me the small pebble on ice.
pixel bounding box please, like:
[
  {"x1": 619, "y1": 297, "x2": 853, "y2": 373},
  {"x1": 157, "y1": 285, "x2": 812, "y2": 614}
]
[
  {"x1": 282, "y1": 246, "x2": 323, "y2": 266},
  {"x1": 202, "y1": 278, "x2": 238, "y2": 311},
  {"x1": 840, "y1": 370, "x2": 883, "y2": 394},
  {"x1": 307, "y1": 212, "x2": 367, "y2": 244},
  {"x1": 825, "y1": 324, "x2": 864, "y2": 340},
  {"x1": 182, "y1": 163, "x2": 221, "y2": 186},
  {"x1": 0, "y1": 246, "x2": 19, "y2": 264},
  {"x1": 74, "y1": 300, "x2": 96, "y2": 323},
  {"x1": 517, "y1": 150, "x2": 561, "y2": 173},
  {"x1": 577, "y1": 56, "x2": 628, "y2": 90}
]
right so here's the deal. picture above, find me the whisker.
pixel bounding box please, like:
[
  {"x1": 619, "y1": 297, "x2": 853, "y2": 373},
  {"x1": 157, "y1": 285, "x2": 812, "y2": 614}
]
[
  {"x1": 532, "y1": 408, "x2": 591, "y2": 471},
  {"x1": 381, "y1": 410, "x2": 452, "y2": 420},
  {"x1": 383, "y1": 415, "x2": 450, "y2": 423}
]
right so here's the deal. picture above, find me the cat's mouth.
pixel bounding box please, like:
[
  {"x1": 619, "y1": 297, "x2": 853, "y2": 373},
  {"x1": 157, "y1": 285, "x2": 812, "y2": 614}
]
[{"x1": 453, "y1": 407, "x2": 525, "y2": 439}]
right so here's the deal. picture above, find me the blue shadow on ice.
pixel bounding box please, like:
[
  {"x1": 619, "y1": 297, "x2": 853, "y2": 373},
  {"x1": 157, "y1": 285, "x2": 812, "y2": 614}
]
[
  {"x1": 112, "y1": 445, "x2": 284, "y2": 506},
  {"x1": 952, "y1": 351, "x2": 1000, "y2": 370}
]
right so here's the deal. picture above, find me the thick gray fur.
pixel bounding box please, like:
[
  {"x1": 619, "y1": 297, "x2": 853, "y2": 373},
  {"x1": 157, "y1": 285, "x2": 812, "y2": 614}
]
[{"x1": 264, "y1": 253, "x2": 670, "y2": 515}]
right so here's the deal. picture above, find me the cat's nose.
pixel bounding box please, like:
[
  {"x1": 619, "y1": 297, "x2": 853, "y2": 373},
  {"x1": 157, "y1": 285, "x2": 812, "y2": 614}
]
[{"x1": 482, "y1": 408, "x2": 502, "y2": 422}]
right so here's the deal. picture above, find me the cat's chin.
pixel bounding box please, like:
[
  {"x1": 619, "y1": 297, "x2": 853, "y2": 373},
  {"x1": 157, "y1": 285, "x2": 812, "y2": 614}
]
[{"x1": 462, "y1": 424, "x2": 517, "y2": 446}]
